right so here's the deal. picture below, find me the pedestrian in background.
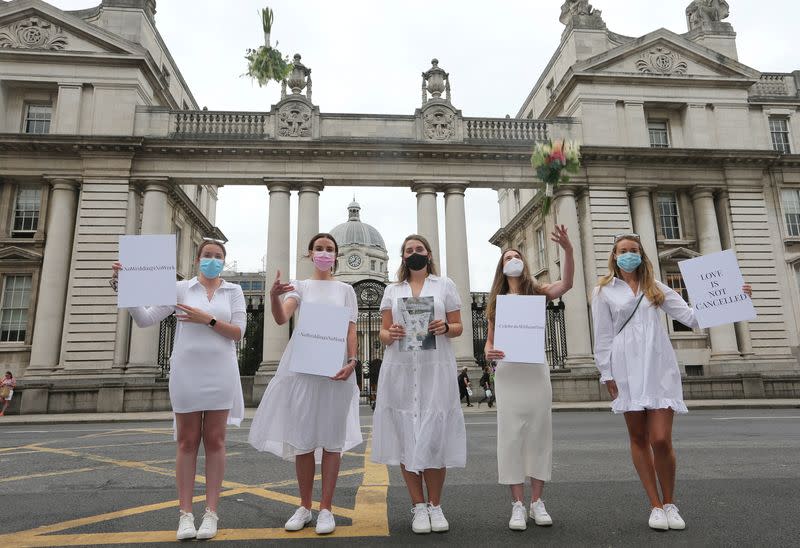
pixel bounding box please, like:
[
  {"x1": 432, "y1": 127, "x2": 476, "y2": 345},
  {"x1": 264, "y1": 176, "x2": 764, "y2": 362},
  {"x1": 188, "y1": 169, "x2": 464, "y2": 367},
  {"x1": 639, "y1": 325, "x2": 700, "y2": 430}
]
[{"x1": 0, "y1": 371, "x2": 16, "y2": 416}]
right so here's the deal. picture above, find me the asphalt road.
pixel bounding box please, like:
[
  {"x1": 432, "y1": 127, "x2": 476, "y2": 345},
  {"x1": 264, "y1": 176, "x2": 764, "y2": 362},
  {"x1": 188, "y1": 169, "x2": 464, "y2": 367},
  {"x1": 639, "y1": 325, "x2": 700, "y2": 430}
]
[{"x1": 0, "y1": 408, "x2": 798, "y2": 547}]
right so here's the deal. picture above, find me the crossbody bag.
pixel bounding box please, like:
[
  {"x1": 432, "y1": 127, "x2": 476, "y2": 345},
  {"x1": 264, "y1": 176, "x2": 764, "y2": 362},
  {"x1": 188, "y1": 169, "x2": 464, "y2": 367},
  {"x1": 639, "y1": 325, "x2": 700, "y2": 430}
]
[{"x1": 617, "y1": 293, "x2": 645, "y2": 336}]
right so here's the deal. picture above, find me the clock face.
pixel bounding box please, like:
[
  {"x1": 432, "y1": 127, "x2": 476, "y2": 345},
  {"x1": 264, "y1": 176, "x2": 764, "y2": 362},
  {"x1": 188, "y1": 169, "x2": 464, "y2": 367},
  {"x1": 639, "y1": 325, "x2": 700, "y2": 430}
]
[{"x1": 347, "y1": 254, "x2": 362, "y2": 269}]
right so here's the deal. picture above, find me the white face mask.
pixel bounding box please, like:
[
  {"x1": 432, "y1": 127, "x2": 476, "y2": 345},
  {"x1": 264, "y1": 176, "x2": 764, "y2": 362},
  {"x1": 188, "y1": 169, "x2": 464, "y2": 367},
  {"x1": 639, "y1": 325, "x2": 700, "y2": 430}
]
[{"x1": 502, "y1": 258, "x2": 524, "y2": 278}]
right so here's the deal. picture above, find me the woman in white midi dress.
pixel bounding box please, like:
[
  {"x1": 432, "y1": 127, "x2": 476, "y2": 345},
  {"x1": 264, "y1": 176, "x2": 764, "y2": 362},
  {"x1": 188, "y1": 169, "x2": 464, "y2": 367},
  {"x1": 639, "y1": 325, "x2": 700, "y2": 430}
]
[
  {"x1": 248, "y1": 233, "x2": 361, "y2": 536},
  {"x1": 372, "y1": 234, "x2": 466, "y2": 535},
  {"x1": 591, "y1": 233, "x2": 752, "y2": 532},
  {"x1": 114, "y1": 240, "x2": 246, "y2": 540},
  {"x1": 484, "y1": 225, "x2": 574, "y2": 531}
]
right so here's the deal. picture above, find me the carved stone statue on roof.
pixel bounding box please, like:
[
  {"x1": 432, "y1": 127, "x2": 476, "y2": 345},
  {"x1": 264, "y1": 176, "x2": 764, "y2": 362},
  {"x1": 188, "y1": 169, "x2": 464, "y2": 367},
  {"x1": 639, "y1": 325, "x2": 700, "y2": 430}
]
[
  {"x1": 559, "y1": 0, "x2": 605, "y2": 30},
  {"x1": 686, "y1": 0, "x2": 731, "y2": 31}
]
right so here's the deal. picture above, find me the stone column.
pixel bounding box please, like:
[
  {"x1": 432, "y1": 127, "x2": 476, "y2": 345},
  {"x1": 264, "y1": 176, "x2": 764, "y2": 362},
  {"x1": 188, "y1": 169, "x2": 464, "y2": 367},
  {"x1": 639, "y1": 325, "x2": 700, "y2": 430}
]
[
  {"x1": 443, "y1": 184, "x2": 474, "y2": 367},
  {"x1": 27, "y1": 178, "x2": 80, "y2": 373},
  {"x1": 691, "y1": 188, "x2": 740, "y2": 363},
  {"x1": 127, "y1": 181, "x2": 171, "y2": 374},
  {"x1": 629, "y1": 187, "x2": 662, "y2": 280},
  {"x1": 295, "y1": 180, "x2": 322, "y2": 280},
  {"x1": 255, "y1": 182, "x2": 292, "y2": 398},
  {"x1": 115, "y1": 186, "x2": 140, "y2": 368},
  {"x1": 411, "y1": 182, "x2": 441, "y2": 267},
  {"x1": 553, "y1": 187, "x2": 595, "y2": 369}
]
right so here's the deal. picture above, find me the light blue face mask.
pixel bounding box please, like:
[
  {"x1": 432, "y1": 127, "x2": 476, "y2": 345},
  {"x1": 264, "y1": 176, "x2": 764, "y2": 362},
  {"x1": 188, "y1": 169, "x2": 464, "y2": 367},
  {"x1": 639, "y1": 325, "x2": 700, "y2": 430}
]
[
  {"x1": 199, "y1": 258, "x2": 224, "y2": 278},
  {"x1": 616, "y1": 252, "x2": 642, "y2": 273}
]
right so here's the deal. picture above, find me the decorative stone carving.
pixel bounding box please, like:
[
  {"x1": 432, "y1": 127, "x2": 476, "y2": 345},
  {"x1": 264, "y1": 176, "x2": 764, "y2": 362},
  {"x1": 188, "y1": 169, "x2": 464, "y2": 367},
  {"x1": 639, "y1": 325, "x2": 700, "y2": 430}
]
[
  {"x1": 559, "y1": 0, "x2": 605, "y2": 29},
  {"x1": 281, "y1": 53, "x2": 312, "y2": 102},
  {"x1": 636, "y1": 46, "x2": 688, "y2": 75},
  {"x1": 0, "y1": 17, "x2": 68, "y2": 50},
  {"x1": 421, "y1": 58, "x2": 451, "y2": 105},
  {"x1": 277, "y1": 101, "x2": 312, "y2": 138},
  {"x1": 686, "y1": 0, "x2": 730, "y2": 31},
  {"x1": 423, "y1": 108, "x2": 456, "y2": 140}
]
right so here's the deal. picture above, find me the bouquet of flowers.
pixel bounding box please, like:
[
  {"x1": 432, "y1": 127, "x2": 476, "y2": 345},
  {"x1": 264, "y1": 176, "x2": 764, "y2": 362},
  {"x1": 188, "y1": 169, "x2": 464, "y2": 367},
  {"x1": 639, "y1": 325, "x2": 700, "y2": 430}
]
[
  {"x1": 530, "y1": 139, "x2": 581, "y2": 215},
  {"x1": 245, "y1": 7, "x2": 293, "y2": 87}
]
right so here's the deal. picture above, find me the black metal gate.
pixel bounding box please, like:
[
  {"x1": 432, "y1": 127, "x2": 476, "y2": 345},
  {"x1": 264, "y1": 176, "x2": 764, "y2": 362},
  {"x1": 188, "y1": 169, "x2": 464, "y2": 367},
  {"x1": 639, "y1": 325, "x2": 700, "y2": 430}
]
[{"x1": 351, "y1": 279, "x2": 386, "y2": 407}]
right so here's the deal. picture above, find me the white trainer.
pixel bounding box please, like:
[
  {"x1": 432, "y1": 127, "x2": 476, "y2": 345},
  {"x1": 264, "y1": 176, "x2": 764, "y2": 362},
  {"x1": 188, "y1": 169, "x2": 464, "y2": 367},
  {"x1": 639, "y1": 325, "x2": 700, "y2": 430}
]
[
  {"x1": 176, "y1": 511, "x2": 196, "y2": 541},
  {"x1": 428, "y1": 504, "x2": 449, "y2": 533},
  {"x1": 648, "y1": 507, "x2": 669, "y2": 531},
  {"x1": 315, "y1": 509, "x2": 336, "y2": 535},
  {"x1": 411, "y1": 503, "x2": 431, "y2": 534},
  {"x1": 509, "y1": 501, "x2": 527, "y2": 531},
  {"x1": 530, "y1": 498, "x2": 553, "y2": 526},
  {"x1": 196, "y1": 508, "x2": 218, "y2": 540},
  {"x1": 284, "y1": 506, "x2": 312, "y2": 532},
  {"x1": 664, "y1": 504, "x2": 686, "y2": 530}
]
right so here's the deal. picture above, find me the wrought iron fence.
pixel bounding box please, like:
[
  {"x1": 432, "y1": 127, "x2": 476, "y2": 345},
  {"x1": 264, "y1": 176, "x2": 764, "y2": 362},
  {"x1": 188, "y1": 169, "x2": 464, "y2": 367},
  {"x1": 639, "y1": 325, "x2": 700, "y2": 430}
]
[
  {"x1": 352, "y1": 280, "x2": 386, "y2": 407},
  {"x1": 157, "y1": 313, "x2": 177, "y2": 378}
]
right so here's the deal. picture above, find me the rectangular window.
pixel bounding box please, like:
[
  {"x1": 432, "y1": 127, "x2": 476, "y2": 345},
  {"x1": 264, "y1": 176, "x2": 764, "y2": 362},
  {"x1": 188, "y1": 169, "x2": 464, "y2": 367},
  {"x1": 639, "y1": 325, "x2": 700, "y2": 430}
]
[
  {"x1": 769, "y1": 117, "x2": 791, "y2": 153},
  {"x1": 656, "y1": 192, "x2": 681, "y2": 240},
  {"x1": 12, "y1": 186, "x2": 42, "y2": 237},
  {"x1": 24, "y1": 104, "x2": 52, "y2": 134},
  {"x1": 371, "y1": 259, "x2": 376, "y2": 271},
  {"x1": 0, "y1": 275, "x2": 32, "y2": 343},
  {"x1": 536, "y1": 229, "x2": 546, "y2": 270},
  {"x1": 251, "y1": 281, "x2": 264, "y2": 291},
  {"x1": 239, "y1": 281, "x2": 251, "y2": 291},
  {"x1": 648, "y1": 120, "x2": 670, "y2": 148},
  {"x1": 665, "y1": 273, "x2": 693, "y2": 332},
  {"x1": 782, "y1": 189, "x2": 800, "y2": 237},
  {"x1": 174, "y1": 226, "x2": 182, "y2": 268}
]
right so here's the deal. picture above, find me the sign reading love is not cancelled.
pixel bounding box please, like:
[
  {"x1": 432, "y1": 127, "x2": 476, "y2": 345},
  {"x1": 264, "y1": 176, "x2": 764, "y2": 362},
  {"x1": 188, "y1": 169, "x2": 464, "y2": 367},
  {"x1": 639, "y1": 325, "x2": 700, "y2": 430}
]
[
  {"x1": 494, "y1": 295, "x2": 547, "y2": 364},
  {"x1": 288, "y1": 301, "x2": 350, "y2": 377},
  {"x1": 678, "y1": 249, "x2": 756, "y2": 328},
  {"x1": 118, "y1": 234, "x2": 177, "y2": 308}
]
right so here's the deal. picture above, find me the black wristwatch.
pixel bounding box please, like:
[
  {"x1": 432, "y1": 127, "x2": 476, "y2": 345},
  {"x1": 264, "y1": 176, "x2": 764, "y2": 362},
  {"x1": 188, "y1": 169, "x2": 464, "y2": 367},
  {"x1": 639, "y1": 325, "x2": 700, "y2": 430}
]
[{"x1": 208, "y1": 316, "x2": 217, "y2": 328}]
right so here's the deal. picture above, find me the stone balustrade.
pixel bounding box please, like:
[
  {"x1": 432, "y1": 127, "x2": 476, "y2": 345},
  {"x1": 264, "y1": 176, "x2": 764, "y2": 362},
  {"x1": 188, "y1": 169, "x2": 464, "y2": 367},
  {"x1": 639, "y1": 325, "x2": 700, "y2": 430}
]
[
  {"x1": 750, "y1": 73, "x2": 794, "y2": 97},
  {"x1": 464, "y1": 117, "x2": 549, "y2": 142},
  {"x1": 171, "y1": 110, "x2": 269, "y2": 139}
]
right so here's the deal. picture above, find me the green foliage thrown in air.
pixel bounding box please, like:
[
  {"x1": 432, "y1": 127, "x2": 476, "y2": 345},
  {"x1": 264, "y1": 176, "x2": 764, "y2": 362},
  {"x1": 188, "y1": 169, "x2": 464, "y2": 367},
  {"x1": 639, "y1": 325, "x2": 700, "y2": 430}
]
[{"x1": 244, "y1": 7, "x2": 293, "y2": 87}]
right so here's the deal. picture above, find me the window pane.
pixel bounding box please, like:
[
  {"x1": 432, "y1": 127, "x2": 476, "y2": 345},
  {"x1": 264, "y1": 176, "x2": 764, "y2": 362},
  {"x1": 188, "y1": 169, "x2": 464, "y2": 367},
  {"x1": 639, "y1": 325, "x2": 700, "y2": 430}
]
[
  {"x1": 770, "y1": 118, "x2": 791, "y2": 153},
  {"x1": 657, "y1": 193, "x2": 681, "y2": 240},
  {"x1": 1, "y1": 275, "x2": 32, "y2": 342},
  {"x1": 665, "y1": 273, "x2": 693, "y2": 332},
  {"x1": 648, "y1": 121, "x2": 669, "y2": 148},
  {"x1": 12, "y1": 187, "x2": 41, "y2": 235},
  {"x1": 24, "y1": 104, "x2": 52, "y2": 134},
  {"x1": 782, "y1": 189, "x2": 800, "y2": 237}
]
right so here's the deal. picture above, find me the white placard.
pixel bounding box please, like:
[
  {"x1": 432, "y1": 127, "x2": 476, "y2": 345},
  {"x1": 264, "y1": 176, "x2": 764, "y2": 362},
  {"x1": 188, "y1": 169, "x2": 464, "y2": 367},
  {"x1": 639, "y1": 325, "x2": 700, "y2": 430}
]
[
  {"x1": 288, "y1": 301, "x2": 350, "y2": 377},
  {"x1": 494, "y1": 295, "x2": 547, "y2": 364},
  {"x1": 118, "y1": 235, "x2": 177, "y2": 308},
  {"x1": 678, "y1": 249, "x2": 756, "y2": 328}
]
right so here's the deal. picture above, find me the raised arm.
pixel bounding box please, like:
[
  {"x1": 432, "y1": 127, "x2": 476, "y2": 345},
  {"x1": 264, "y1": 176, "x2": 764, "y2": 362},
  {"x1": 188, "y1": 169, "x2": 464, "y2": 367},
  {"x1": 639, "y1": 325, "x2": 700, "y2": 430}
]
[
  {"x1": 542, "y1": 225, "x2": 574, "y2": 301},
  {"x1": 269, "y1": 270, "x2": 298, "y2": 325}
]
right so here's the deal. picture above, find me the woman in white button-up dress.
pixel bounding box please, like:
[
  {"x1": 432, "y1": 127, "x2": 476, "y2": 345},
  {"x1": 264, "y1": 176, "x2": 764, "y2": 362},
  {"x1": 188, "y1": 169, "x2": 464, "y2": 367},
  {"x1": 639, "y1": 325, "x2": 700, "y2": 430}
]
[
  {"x1": 372, "y1": 234, "x2": 466, "y2": 535},
  {"x1": 591, "y1": 234, "x2": 751, "y2": 532},
  {"x1": 114, "y1": 240, "x2": 246, "y2": 541}
]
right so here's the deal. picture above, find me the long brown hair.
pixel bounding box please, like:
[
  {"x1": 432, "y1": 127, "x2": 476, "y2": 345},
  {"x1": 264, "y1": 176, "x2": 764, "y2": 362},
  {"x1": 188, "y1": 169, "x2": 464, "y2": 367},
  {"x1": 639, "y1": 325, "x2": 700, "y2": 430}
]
[
  {"x1": 598, "y1": 237, "x2": 664, "y2": 306},
  {"x1": 307, "y1": 232, "x2": 339, "y2": 273},
  {"x1": 487, "y1": 249, "x2": 543, "y2": 324},
  {"x1": 395, "y1": 234, "x2": 439, "y2": 282}
]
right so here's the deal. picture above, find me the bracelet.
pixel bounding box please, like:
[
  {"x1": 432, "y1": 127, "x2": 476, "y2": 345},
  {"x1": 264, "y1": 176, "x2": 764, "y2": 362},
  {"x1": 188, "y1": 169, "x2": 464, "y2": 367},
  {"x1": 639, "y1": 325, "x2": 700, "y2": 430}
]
[{"x1": 442, "y1": 322, "x2": 450, "y2": 334}]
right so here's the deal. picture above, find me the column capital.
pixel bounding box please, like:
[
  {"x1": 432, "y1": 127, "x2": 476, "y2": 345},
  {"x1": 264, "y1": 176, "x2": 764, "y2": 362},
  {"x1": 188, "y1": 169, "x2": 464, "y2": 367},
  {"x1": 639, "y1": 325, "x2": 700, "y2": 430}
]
[
  {"x1": 43, "y1": 176, "x2": 80, "y2": 191},
  {"x1": 297, "y1": 179, "x2": 324, "y2": 194},
  {"x1": 690, "y1": 186, "x2": 719, "y2": 200},
  {"x1": 627, "y1": 185, "x2": 657, "y2": 198},
  {"x1": 554, "y1": 186, "x2": 577, "y2": 199},
  {"x1": 131, "y1": 177, "x2": 170, "y2": 194},
  {"x1": 442, "y1": 183, "x2": 467, "y2": 196},
  {"x1": 410, "y1": 180, "x2": 440, "y2": 195},
  {"x1": 264, "y1": 181, "x2": 292, "y2": 194}
]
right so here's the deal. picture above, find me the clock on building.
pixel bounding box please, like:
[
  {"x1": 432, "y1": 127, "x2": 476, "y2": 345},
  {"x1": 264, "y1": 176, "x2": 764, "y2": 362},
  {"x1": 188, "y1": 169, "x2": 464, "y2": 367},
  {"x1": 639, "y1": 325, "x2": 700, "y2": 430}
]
[{"x1": 347, "y1": 253, "x2": 362, "y2": 269}]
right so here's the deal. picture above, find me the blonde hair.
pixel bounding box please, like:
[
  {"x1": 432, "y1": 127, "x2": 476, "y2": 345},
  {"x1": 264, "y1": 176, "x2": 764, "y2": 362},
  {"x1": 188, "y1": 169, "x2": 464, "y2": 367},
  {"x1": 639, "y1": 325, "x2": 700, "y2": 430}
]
[
  {"x1": 395, "y1": 234, "x2": 439, "y2": 282},
  {"x1": 487, "y1": 248, "x2": 544, "y2": 324},
  {"x1": 598, "y1": 237, "x2": 664, "y2": 306}
]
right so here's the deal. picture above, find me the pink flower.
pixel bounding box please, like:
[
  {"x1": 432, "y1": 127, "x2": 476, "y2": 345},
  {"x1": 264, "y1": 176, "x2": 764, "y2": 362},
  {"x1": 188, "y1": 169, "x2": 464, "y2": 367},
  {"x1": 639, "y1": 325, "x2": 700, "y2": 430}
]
[{"x1": 548, "y1": 150, "x2": 566, "y2": 164}]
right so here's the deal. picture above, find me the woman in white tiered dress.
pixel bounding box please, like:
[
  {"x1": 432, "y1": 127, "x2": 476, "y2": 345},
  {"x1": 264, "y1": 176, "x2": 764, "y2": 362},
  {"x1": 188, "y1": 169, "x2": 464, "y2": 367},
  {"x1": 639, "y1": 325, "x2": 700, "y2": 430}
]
[
  {"x1": 484, "y1": 225, "x2": 574, "y2": 532},
  {"x1": 372, "y1": 234, "x2": 466, "y2": 535},
  {"x1": 248, "y1": 233, "x2": 361, "y2": 536},
  {"x1": 114, "y1": 239, "x2": 245, "y2": 541}
]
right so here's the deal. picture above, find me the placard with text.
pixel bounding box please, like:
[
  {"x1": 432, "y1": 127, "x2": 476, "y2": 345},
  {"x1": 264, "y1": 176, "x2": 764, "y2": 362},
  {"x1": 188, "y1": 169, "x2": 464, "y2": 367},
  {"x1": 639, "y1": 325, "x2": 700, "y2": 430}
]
[
  {"x1": 494, "y1": 295, "x2": 546, "y2": 364},
  {"x1": 118, "y1": 234, "x2": 177, "y2": 308},
  {"x1": 288, "y1": 301, "x2": 350, "y2": 377}
]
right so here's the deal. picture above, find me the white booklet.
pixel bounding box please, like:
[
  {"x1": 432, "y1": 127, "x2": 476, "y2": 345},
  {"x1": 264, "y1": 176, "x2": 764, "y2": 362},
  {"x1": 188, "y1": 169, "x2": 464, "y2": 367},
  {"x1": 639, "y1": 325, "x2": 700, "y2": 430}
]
[{"x1": 398, "y1": 296, "x2": 437, "y2": 352}]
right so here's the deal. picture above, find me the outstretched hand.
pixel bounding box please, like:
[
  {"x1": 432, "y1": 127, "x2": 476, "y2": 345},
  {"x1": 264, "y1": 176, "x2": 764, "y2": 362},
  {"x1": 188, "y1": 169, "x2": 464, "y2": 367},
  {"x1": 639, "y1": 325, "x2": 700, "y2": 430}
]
[
  {"x1": 550, "y1": 224, "x2": 572, "y2": 251},
  {"x1": 270, "y1": 270, "x2": 294, "y2": 298}
]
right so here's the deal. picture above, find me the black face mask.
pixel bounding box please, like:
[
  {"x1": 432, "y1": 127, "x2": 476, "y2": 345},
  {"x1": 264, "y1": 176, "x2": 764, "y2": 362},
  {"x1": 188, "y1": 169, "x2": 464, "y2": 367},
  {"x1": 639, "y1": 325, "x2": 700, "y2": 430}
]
[{"x1": 405, "y1": 253, "x2": 429, "y2": 271}]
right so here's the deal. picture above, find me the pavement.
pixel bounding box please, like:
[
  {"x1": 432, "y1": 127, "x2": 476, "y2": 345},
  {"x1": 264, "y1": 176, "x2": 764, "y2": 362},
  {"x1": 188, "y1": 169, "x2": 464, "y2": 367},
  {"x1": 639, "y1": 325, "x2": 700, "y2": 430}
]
[{"x1": 0, "y1": 398, "x2": 798, "y2": 425}]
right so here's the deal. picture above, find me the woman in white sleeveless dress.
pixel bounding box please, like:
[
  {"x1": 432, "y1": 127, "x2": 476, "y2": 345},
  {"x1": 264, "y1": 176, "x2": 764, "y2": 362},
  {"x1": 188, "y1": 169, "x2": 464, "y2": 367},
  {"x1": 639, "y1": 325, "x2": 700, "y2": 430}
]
[
  {"x1": 484, "y1": 225, "x2": 574, "y2": 531},
  {"x1": 113, "y1": 239, "x2": 246, "y2": 541},
  {"x1": 248, "y1": 233, "x2": 361, "y2": 536}
]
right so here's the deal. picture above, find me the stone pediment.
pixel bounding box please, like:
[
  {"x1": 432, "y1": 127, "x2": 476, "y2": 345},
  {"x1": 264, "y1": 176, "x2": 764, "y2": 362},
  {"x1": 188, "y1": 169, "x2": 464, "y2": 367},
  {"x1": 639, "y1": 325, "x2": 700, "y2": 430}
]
[
  {"x1": 658, "y1": 247, "x2": 701, "y2": 262},
  {"x1": 0, "y1": 245, "x2": 43, "y2": 262},
  {"x1": 0, "y1": 0, "x2": 144, "y2": 56},
  {"x1": 572, "y1": 28, "x2": 760, "y2": 82}
]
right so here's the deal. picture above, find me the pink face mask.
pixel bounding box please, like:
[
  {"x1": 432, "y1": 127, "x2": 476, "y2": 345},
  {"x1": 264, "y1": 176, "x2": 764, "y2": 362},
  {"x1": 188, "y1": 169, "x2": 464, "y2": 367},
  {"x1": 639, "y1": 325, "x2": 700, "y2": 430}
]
[{"x1": 312, "y1": 251, "x2": 336, "y2": 271}]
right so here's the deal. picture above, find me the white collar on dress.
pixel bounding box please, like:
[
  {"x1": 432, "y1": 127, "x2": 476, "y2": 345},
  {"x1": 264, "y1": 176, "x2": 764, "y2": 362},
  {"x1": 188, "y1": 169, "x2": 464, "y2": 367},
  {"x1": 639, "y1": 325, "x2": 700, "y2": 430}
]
[
  {"x1": 400, "y1": 274, "x2": 440, "y2": 286},
  {"x1": 186, "y1": 276, "x2": 236, "y2": 290}
]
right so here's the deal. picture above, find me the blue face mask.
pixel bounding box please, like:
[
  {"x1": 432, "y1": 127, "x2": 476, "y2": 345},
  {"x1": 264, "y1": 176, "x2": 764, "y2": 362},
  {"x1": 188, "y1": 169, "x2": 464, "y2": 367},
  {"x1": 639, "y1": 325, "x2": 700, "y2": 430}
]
[
  {"x1": 616, "y1": 252, "x2": 642, "y2": 273},
  {"x1": 199, "y1": 258, "x2": 224, "y2": 278}
]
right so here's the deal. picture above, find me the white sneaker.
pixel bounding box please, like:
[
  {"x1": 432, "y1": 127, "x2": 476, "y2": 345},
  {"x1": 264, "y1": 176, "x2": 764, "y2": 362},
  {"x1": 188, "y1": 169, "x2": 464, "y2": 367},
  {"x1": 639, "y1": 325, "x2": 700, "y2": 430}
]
[
  {"x1": 315, "y1": 509, "x2": 336, "y2": 534},
  {"x1": 196, "y1": 508, "x2": 218, "y2": 540},
  {"x1": 428, "y1": 503, "x2": 449, "y2": 533},
  {"x1": 530, "y1": 498, "x2": 553, "y2": 526},
  {"x1": 509, "y1": 501, "x2": 527, "y2": 531},
  {"x1": 648, "y1": 507, "x2": 669, "y2": 531},
  {"x1": 176, "y1": 511, "x2": 196, "y2": 540},
  {"x1": 664, "y1": 504, "x2": 686, "y2": 530},
  {"x1": 411, "y1": 503, "x2": 431, "y2": 534},
  {"x1": 284, "y1": 506, "x2": 312, "y2": 531}
]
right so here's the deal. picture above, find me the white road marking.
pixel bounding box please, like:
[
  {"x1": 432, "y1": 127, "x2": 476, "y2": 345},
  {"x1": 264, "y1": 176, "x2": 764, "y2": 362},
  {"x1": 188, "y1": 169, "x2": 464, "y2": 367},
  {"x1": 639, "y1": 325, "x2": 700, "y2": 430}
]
[{"x1": 712, "y1": 416, "x2": 800, "y2": 420}]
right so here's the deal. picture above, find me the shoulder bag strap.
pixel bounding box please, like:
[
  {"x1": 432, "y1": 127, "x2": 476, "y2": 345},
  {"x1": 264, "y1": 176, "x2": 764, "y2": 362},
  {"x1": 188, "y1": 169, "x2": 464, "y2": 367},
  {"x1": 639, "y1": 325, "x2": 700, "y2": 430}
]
[{"x1": 617, "y1": 293, "x2": 645, "y2": 336}]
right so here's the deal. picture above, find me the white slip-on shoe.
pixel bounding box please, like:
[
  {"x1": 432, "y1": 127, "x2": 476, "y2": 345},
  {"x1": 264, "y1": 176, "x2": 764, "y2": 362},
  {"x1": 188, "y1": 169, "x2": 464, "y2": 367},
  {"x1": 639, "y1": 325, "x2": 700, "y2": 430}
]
[
  {"x1": 284, "y1": 506, "x2": 313, "y2": 531},
  {"x1": 196, "y1": 508, "x2": 218, "y2": 540},
  {"x1": 509, "y1": 501, "x2": 527, "y2": 531},
  {"x1": 648, "y1": 507, "x2": 669, "y2": 531},
  {"x1": 530, "y1": 498, "x2": 553, "y2": 526},
  {"x1": 664, "y1": 504, "x2": 686, "y2": 530},
  {"x1": 176, "y1": 511, "x2": 196, "y2": 541},
  {"x1": 411, "y1": 503, "x2": 431, "y2": 534},
  {"x1": 428, "y1": 504, "x2": 449, "y2": 533},
  {"x1": 315, "y1": 509, "x2": 336, "y2": 535}
]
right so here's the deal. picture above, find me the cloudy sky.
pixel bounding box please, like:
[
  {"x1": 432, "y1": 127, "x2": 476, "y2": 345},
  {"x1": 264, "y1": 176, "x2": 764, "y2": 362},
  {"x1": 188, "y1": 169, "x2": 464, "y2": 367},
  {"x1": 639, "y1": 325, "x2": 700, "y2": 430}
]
[{"x1": 49, "y1": 0, "x2": 799, "y2": 289}]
